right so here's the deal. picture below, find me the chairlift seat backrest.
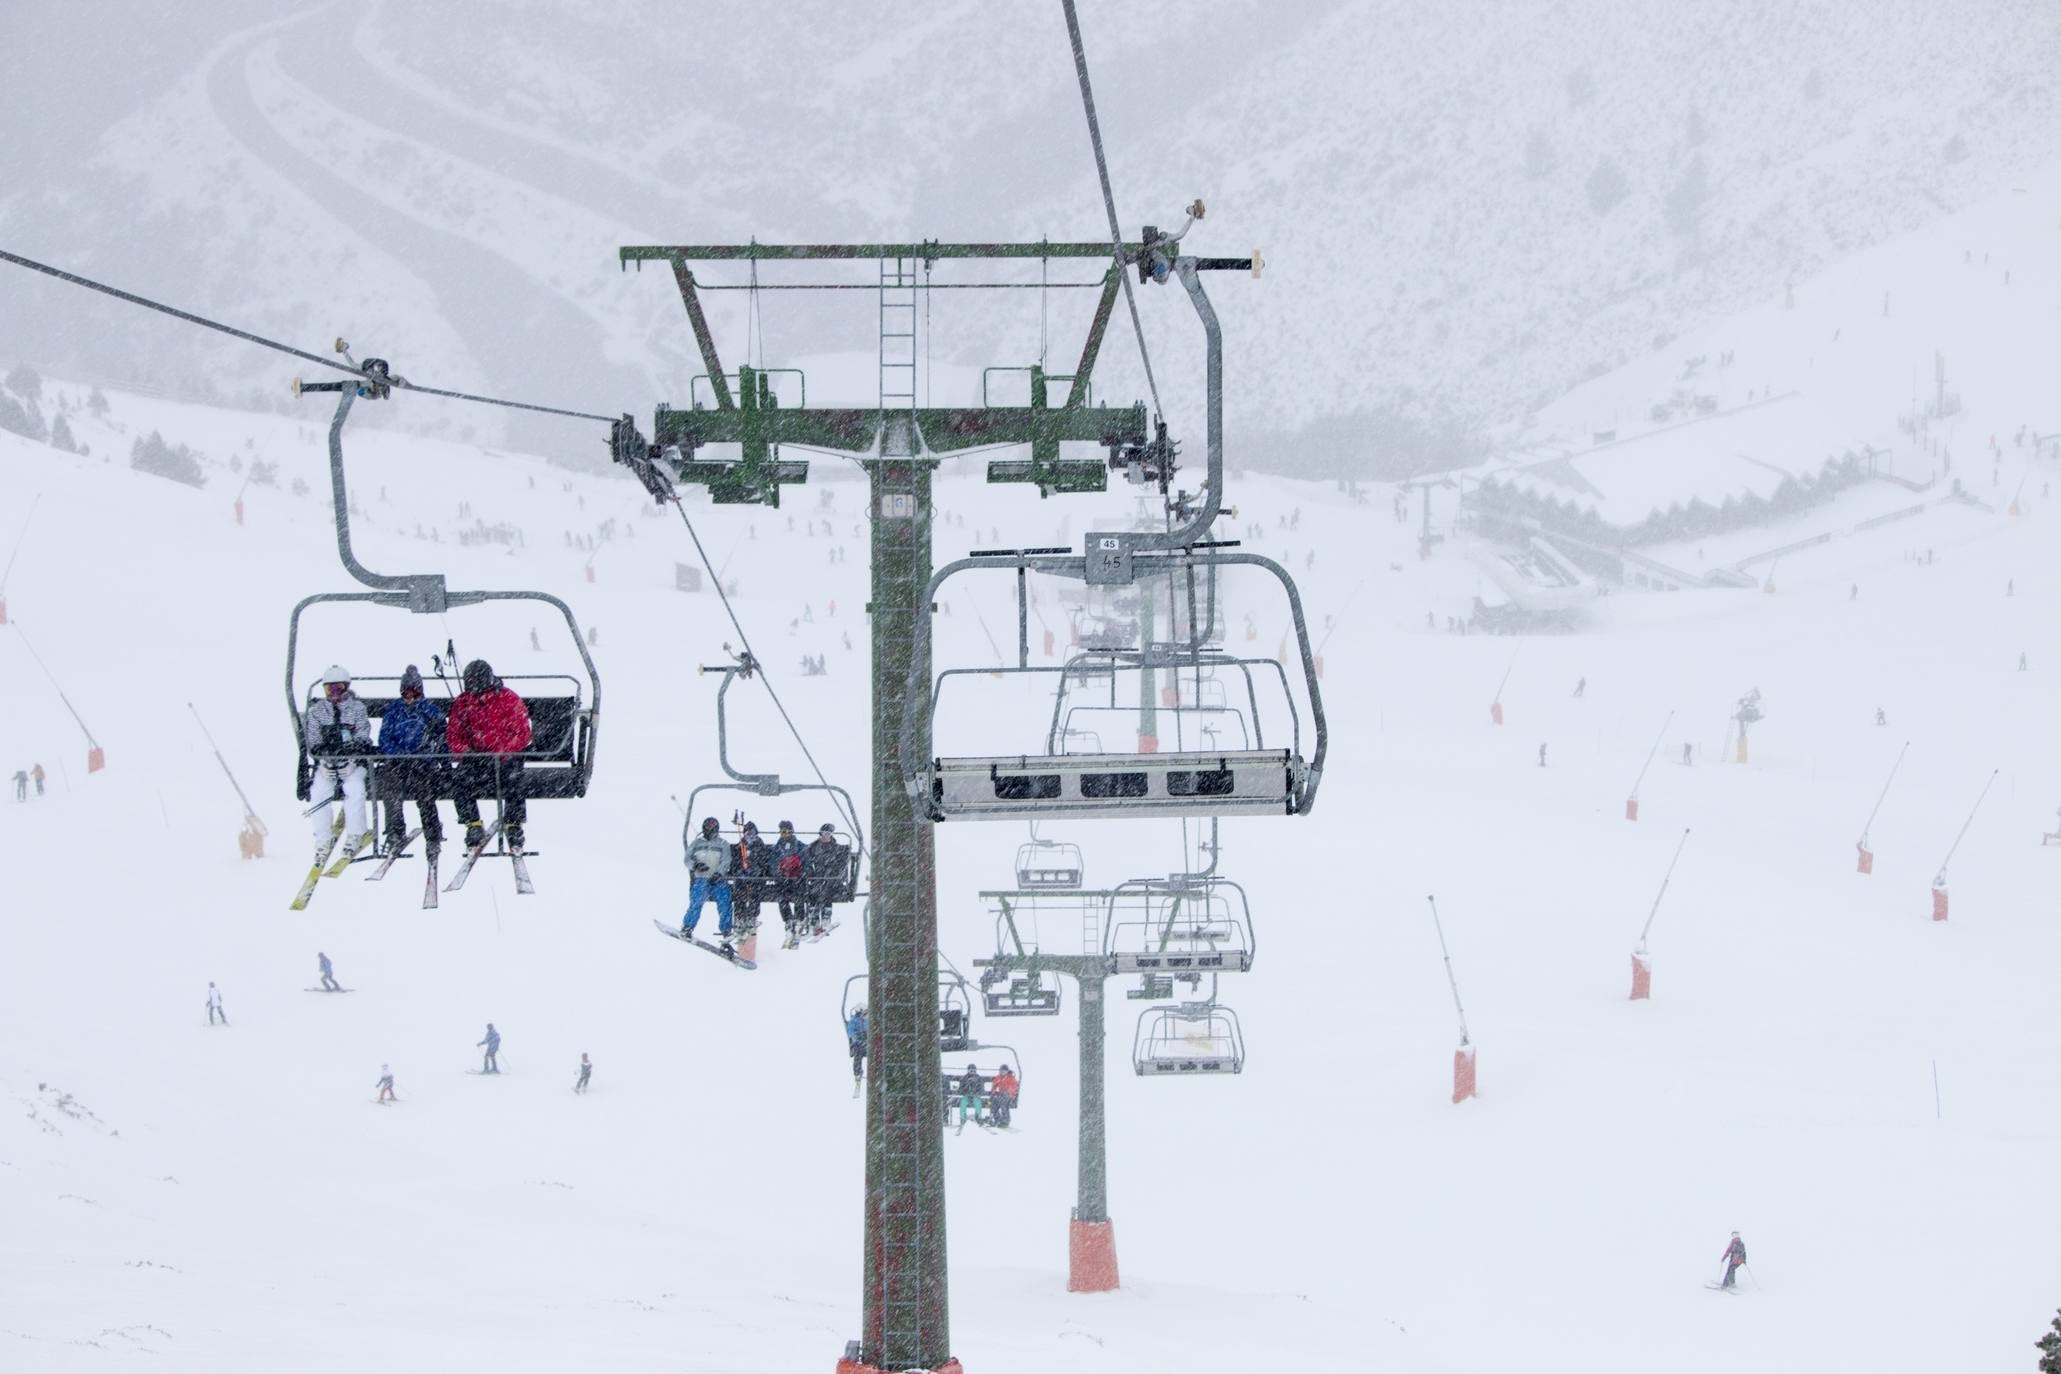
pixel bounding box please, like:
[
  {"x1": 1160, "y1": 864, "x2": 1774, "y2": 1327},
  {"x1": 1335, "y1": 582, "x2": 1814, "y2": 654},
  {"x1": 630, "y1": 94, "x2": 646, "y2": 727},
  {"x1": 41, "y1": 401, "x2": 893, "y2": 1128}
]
[
  {"x1": 931, "y1": 749, "x2": 1305, "y2": 822},
  {"x1": 1133, "y1": 1002, "x2": 1245, "y2": 1076},
  {"x1": 294, "y1": 675, "x2": 592, "y2": 802}
]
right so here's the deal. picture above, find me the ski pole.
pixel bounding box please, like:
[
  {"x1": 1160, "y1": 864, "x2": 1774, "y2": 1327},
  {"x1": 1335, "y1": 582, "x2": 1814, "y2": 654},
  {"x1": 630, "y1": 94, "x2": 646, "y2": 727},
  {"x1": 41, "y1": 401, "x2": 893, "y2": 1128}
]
[{"x1": 1933, "y1": 768, "x2": 1999, "y2": 886}]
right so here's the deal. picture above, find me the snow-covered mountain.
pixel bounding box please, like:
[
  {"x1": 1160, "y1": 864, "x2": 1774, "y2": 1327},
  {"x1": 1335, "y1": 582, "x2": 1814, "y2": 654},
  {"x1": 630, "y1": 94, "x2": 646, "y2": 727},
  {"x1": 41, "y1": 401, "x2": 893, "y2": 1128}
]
[{"x1": 5, "y1": 1, "x2": 2058, "y2": 470}]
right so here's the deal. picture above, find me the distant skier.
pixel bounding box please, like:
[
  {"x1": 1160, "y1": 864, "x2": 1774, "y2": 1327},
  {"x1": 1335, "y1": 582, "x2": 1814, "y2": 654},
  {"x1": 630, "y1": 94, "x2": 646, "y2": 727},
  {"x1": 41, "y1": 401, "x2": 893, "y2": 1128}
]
[
  {"x1": 1717, "y1": 1231, "x2": 1747, "y2": 1289},
  {"x1": 1875, "y1": 706, "x2": 1888, "y2": 727},
  {"x1": 449, "y1": 660, "x2": 532, "y2": 854},
  {"x1": 305, "y1": 665, "x2": 375, "y2": 861},
  {"x1": 802, "y1": 823, "x2": 846, "y2": 937},
  {"x1": 375, "y1": 1064, "x2": 396, "y2": 1103},
  {"x1": 10, "y1": 768, "x2": 24, "y2": 801},
  {"x1": 206, "y1": 981, "x2": 227, "y2": 1026},
  {"x1": 31, "y1": 762, "x2": 43, "y2": 796},
  {"x1": 1681, "y1": 742, "x2": 1694, "y2": 765},
  {"x1": 990, "y1": 1063, "x2": 1019, "y2": 1128},
  {"x1": 1573, "y1": 677, "x2": 1586, "y2": 698},
  {"x1": 951, "y1": 1064, "x2": 987, "y2": 1130},
  {"x1": 772, "y1": 821, "x2": 806, "y2": 948},
  {"x1": 681, "y1": 817, "x2": 735, "y2": 944},
  {"x1": 573, "y1": 1053, "x2": 592, "y2": 1094},
  {"x1": 1538, "y1": 743, "x2": 1548, "y2": 767},
  {"x1": 846, "y1": 1006, "x2": 868, "y2": 1091},
  {"x1": 2020, "y1": 652, "x2": 2030, "y2": 672},
  {"x1": 477, "y1": 1023, "x2": 501, "y2": 1073},
  {"x1": 318, "y1": 951, "x2": 341, "y2": 992},
  {"x1": 376, "y1": 664, "x2": 447, "y2": 859}
]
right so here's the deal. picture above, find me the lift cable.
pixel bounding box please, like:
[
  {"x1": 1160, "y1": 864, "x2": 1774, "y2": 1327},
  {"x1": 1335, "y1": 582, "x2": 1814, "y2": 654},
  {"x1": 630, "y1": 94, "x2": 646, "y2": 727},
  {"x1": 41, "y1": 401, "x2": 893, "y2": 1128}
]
[
  {"x1": 662, "y1": 495, "x2": 869, "y2": 862},
  {"x1": 0, "y1": 248, "x2": 614, "y2": 424},
  {"x1": 1059, "y1": 0, "x2": 1164, "y2": 422}
]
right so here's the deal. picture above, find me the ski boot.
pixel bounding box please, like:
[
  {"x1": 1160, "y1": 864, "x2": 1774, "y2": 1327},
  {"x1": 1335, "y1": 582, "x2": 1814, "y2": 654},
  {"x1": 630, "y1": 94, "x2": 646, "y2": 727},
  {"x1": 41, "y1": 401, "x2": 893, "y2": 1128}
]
[
  {"x1": 505, "y1": 826, "x2": 525, "y2": 853},
  {"x1": 464, "y1": 822, "x2": 487, "y2": 852}
]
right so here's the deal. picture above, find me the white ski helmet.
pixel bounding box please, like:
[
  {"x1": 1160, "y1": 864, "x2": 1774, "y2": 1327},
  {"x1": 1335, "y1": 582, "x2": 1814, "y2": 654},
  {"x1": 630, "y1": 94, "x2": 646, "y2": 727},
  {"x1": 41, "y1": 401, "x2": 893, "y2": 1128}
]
[{"x1": 320, "y1": 664, "x2": 352, "y2": 686}]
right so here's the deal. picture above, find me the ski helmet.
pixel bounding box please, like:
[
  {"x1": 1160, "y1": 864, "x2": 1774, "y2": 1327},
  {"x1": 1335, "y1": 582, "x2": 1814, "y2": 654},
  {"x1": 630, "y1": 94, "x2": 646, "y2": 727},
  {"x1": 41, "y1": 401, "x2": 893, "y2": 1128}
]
[
  {"x1": 321, "y1": 664, "x2": 351, "y2": 685},
  {"x1": 461, "y1": 659, "x2": 496, "y2": 694},
  {"x1": 701, "y1": 817, "x2": 720, "y2": 833}
]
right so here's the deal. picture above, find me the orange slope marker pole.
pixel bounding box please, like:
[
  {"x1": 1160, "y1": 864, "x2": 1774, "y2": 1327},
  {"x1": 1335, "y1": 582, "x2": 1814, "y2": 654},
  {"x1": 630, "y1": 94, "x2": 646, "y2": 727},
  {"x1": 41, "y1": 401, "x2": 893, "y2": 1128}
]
[
  {"x1": 1625, "y1": 710, "x2": 1675, "y2": 821},
  {"x1": 1630, "y1": 829, "x2": 1692, "y2": 1000},
  {"x1": 1489, "y1": 656, "x2": 1515, "y2": 726},
  {"x1": 1854, "y1": 741, "x2": 1910, "y2": 876},
  {"x1": 1930, "y1": 769, "x2": 1999, "y2": 923},
  {"x1": 1427, "y1": 896, "x2": 1477, "y2": 1102}
]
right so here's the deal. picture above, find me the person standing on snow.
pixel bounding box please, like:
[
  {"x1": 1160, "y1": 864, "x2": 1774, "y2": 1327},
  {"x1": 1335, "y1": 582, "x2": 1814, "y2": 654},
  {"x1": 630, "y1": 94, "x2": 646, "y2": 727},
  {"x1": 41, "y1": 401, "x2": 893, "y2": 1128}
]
[
  {"x1": 846, "y1": 1005, "x2": 869, "y2": 1090},
  {"x1": 477, "y1": 1023, "x2": 502, "y2": 1073},
  {"x1": 376, "y1": 664, "x2": 447, "y2": 858},
  {"x1": 305, "y1": 665, "x2": 375, "y2": 861},
  {"x1": 573, "y1": 1053, "x2": 592, "y2": 1094},
  {"x1": 318, "y1": 951, "x2": 342, "y2": 992},
  {"x1": 730, "y1": 820, "x2": 771, "y2": 944},
  {"x1": 206, "y1": 981, "x2": 227, "y2": 1026},
  {"x1": 771, "y1": 821, "x2": 807, "y2": 948},
  {"x1": 448, "y1": 660, "x2": 531, "y2": 855},
  {"x1": 802, "y1": 823, "x2": 847, "y2": 938},
  {"x1": 10, "y1": 769, "x2": 24, "y2": 802},
  {"x1": 1718, "y1": 1231, "x2": 1747, "y2": 1289},
  {"x1": 681, "y1": 817, "x2": 735, "y2": 943},
  {"x1": 375, "y1": 1064, "x2": 396, "y2": 1103},
  {"x1": 31, "y1": 762, "x2": 43, "y2": 796}
]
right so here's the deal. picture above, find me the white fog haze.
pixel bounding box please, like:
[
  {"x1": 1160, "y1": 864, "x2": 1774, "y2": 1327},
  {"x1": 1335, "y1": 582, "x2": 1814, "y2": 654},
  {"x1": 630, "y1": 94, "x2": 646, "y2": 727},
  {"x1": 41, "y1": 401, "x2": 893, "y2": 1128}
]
[{"x1": 3, "y1": 2, "x2": 2060, "y2": 1371}]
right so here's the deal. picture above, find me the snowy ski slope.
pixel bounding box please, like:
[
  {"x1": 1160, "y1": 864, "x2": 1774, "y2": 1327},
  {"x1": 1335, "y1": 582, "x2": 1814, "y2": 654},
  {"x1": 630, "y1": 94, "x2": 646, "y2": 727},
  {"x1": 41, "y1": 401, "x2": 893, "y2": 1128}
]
[{"x1": 5, "y1": 166, "x2": 2061, "y2": 1373}]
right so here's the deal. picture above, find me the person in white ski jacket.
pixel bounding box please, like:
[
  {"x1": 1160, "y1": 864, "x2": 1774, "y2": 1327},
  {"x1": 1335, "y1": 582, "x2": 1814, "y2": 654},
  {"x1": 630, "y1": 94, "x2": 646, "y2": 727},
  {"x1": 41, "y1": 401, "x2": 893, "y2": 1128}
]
[
  {"x1": 679, "y1": 816, "x2": 735, "y2": 941},
  {"x1": 304, "y1": 664, "x2": 373, "y2": 859},
  {"x1": 206, "y1": 981, "x2": 227, "y2": 1026}
]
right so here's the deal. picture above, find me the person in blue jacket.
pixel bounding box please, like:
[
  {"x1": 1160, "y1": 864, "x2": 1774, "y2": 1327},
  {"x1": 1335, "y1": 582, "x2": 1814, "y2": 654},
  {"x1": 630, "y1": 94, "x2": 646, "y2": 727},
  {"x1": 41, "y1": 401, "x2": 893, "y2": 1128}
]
[
  {"x1": 846, "y1": 1006, "x2": 868, "y2": 1087},
  {"x1": 377, "y1": 664, "x2": 447, "y2": 857},
  {"x1": 477, "y1": 1023, "x2": 501, "y2": 1073}
]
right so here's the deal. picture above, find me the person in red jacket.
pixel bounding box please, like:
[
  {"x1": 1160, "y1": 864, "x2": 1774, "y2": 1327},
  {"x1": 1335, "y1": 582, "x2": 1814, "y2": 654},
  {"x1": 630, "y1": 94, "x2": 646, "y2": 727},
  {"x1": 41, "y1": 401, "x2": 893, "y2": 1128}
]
[
  {"x1": 1717, "y1": 1231, "x2": 1747, "y2": 1289},
  {"x1": 449, "y1": 658, "x2": 532, "y2": 851}
]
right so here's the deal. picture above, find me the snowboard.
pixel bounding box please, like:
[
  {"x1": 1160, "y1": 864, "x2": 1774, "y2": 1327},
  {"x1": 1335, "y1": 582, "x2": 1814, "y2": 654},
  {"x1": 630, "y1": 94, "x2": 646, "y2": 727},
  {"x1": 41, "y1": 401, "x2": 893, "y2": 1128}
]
[
  {"x1": 652, "y1": 920, "x2": 758, "y2": 970},
  {"x1": 304, "y1": 987, "x2": 355, "y2": 993}
]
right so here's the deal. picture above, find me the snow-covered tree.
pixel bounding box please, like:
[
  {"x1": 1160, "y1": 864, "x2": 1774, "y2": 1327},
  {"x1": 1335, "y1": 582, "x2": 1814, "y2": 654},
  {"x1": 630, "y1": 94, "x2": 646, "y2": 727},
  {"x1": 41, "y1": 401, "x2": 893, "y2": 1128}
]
[{"x1": 2036, "y1": 1308, "x2": 2061, "y2": 1373}]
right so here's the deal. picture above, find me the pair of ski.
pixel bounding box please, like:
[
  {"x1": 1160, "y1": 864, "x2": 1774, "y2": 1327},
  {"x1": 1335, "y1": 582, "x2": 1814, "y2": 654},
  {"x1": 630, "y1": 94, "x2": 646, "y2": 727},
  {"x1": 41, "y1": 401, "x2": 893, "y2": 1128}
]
[
  {"x1": 289, "y1": 820, "x2": 532, "y2": 911},
  {"x1": 653, "y1": 920, "x2": 758, "y2": 970}
]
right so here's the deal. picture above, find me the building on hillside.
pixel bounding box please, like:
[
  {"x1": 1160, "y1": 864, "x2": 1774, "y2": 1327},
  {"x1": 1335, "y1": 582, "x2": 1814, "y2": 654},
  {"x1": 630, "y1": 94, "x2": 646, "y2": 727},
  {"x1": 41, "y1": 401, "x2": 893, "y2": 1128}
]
[{"x1": 1467, "y1": 393, "x2": 1886, "y2": 589}]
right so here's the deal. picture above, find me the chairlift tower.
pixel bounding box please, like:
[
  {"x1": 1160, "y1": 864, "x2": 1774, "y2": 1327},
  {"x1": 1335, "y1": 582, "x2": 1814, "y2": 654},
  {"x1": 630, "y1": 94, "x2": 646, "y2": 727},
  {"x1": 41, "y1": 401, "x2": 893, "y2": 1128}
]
[{"x1": 617, "y1": 237, "x2": 1262, "y2": 1374}]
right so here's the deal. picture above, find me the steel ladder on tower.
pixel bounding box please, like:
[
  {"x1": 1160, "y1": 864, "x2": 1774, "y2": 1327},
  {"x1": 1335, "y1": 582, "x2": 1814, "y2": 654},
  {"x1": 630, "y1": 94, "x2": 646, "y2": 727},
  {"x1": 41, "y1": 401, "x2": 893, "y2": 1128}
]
[{"x1": 879, "y1": 256, "x2": 919, "y2": 456}]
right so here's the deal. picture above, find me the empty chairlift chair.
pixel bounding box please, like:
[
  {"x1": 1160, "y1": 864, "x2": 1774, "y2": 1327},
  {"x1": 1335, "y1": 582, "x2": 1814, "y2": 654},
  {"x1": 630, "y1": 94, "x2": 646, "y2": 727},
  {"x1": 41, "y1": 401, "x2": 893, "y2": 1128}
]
[
  {"x1": 1133, "y1": 1001, "x2": 1245, "y2": 1075},
  {"x1": 1102, "y1": 876, "x2": 1256, "y2": 975}
]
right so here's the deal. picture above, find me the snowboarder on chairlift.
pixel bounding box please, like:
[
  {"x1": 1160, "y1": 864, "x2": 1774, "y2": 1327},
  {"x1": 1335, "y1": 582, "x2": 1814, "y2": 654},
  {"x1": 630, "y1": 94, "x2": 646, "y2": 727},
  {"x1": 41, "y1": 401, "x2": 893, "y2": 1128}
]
[
  {"x1": 573, "y1": 1053, "x2": 592, "y2": 1094},
  {"x1": 990, "y1": 1064, "x2": 1019, "y2": 1128},
  {"x1": 449, "y1": 660, "x2": 532, "y2": 854},
  {"x1": 477, "y1": 1023, "x2": 502, "y2": 1073},
  {"x1": 681, "y1": 817, "x2": 735, "y2": 943},
  {"x1": 306, "y1": 665, "x2": 375, "y2": 861},
  {"x1": 772, "y1": 821, "x2": 806, "y2": 948},
  {"x1": 1718, "y1": 1231, "x2": 1747, "y2": 1289},
  {"x1": 846, "y1": 1006, "x2": 869, "y2": 1089},
  {"x1": 318, "y1": 951, "x2": 341, "y2": 992},
  {"x1": 802, "y1": 823, "x2": 846, "y2": 938},
  {"x1": 731, "y1": 820, "x2": 770, "y2": 944},
  {"x1": 376, "y1": 663, "x2": 448, "y2": 858}
]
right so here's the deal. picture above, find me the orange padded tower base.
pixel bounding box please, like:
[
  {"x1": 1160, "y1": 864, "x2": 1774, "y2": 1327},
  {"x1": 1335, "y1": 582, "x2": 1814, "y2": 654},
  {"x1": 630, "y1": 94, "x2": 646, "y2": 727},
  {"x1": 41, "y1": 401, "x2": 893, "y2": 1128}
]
[{"x1": 1068, "y1": 1217, "x2": 1119, "y2": 1293}]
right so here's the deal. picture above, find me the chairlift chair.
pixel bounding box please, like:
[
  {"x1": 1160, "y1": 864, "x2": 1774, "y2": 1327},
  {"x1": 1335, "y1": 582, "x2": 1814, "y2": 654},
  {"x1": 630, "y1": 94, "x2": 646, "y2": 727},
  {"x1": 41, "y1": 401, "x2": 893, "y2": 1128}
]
[
  {"x1": 977, "y1": 964, "x2": 1063, "y2": 1017},
  {"x1": 1102, "y1": 876, "x2": 1255, "y2": 975},
  {"x1": 1014, "y1": 834, "x2": 1084, "y2": 889},
  {"x1": 681, "y1": 650, "x2": 862, "y2": 904},
  {"x1": 1133, "y1": 1000, "x2": 1245, "y2": 1075},
  {"x1": 285, "y1": 364, "x2": 599, "y2": 813}
]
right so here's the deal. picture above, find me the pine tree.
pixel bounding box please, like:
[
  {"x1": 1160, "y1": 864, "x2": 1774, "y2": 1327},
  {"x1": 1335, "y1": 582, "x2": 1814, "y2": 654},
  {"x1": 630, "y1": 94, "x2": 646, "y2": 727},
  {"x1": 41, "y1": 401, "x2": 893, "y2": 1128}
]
[{"x1": 2037, "y1": 1307, "x2": 2061, "y2": 1373}]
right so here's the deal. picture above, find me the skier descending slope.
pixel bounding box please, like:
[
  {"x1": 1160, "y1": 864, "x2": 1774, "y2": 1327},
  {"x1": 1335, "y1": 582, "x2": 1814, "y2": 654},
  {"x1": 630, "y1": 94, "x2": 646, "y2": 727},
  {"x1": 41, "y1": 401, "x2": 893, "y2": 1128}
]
[
  {"x1": 375, "y1": 1064, "x2": 396, "y2": 1103},
  {"x1": 305, "y1": 665, "x2": 375, "y2": 862},
  {"x1": 681, "y1": 817, "x2": 735, "y2": 945},
  {"x1": 1712, "y1": 1231, "x2": 1748, "y2": 1291},
  {"x1": 317, "y1": 952, "x2": 341, "y2": 992},
  {"x1": 477, "y1": 1023, "x2": 502, "y2": 1073},
  {"x1": 206, "y1": 981, "x2": 227, "y2": 1026},
  {"x1": 573, "y1": 1053, "x2": 591, "y2": 1094}
]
